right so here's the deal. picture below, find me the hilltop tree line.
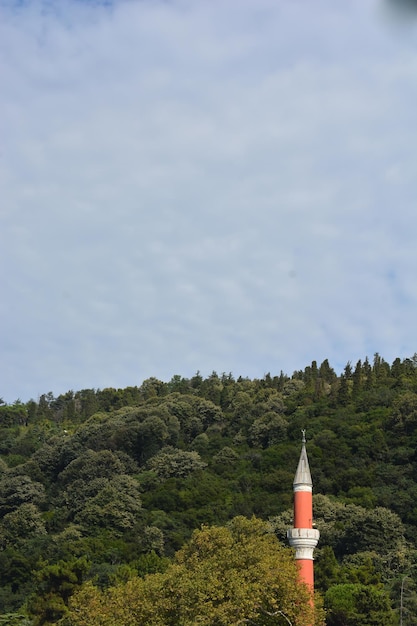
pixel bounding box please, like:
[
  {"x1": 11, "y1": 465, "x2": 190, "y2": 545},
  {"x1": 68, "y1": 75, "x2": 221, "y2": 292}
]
[{"x1": 1, "y1": 353, "x2": 417, "y2": 625}]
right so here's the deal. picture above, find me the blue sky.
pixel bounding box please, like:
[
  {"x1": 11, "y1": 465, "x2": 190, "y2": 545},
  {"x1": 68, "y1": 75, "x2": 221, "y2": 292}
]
[{"x1": 1, "y1": 0, "x2": 416, "y2": 403}]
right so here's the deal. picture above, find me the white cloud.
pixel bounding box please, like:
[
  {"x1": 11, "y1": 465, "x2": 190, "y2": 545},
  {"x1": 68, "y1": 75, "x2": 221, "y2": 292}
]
[{"x1": 0, "y1": 0, "x2": 416, "y2": 402}]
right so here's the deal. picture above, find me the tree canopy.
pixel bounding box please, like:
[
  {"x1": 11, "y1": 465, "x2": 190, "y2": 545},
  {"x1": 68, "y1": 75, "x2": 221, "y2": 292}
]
[
  {"x1": 1, "y1": 353, "x2": 417, "y2": 624},
  {"x1": 68, "y1": 516, "x2": 322, "y2": 626}
]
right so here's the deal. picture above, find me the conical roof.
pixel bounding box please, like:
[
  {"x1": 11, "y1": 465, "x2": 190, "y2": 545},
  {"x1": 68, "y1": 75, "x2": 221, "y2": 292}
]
[{"x1": 293, "y1": 430, "x2": 312, "y2": 488}]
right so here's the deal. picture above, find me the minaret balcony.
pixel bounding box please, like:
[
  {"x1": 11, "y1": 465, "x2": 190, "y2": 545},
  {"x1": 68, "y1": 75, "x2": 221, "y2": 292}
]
[{"x1": 287, "y1": 528, "x2": 320, "y2": 560}]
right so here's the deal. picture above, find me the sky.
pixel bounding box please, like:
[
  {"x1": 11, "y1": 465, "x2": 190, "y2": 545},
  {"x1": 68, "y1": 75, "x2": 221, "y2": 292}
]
[{"x1": 1, "y1": 0, "x2": 416, "y2": 404}]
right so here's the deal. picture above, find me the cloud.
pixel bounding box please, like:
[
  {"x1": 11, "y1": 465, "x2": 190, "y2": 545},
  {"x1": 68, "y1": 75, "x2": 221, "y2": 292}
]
[{"x1": 0, "y1": 0, "x2": 416, "y2": 402}]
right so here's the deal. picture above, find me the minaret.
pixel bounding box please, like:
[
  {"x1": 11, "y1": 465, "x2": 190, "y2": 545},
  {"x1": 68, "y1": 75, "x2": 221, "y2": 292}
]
[{"x1": 287, "y1": 430, "x2": 319, "y2": 595}]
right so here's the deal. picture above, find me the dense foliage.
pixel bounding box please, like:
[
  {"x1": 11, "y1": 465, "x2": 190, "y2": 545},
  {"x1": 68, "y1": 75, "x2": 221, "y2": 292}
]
[
  {"x1": 1, "y1": 353, "x2": 417, "y2": 624},
  {"x1": 68, "y1": 516, "x2": 320, "y2": 626}
]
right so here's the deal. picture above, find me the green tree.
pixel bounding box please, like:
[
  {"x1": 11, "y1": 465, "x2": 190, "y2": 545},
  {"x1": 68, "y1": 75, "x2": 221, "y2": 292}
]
[
  {"x1": 249, "y1": 412, "x2": 288, "y2": 448},
  {"x1": 68, "y1": 517, "x2": 324, "y2": 625},
  {"x1": 0, "y1": 404, "x2": 28, "y2": 427},
  {"x1": 319, "y1": 359, "x2": 337, "y2": 383},
  {"x1": 139, "y1": 377, "x2": 167, "y2": 400},
  {"x1": 363, "y1": 357, "x2": 374, "y2": 390},
  {"x1": 390, "y1": 392, "x2": 417, "y2": 435},
  {"x1": 0, "y1": 475, "x2": 45, "y2": 516},
  {"x1": 325, "y1": 583, "x2": 396, "y2": 626},
  {"x1": 0, "y1": 503, "x2": 46, "y2": 547},
  {"x1": 315, "y1": 546, "x2": 341, "y2": 591},
  {"x1": 145, "y1": 446, "x2": 207, "y2": 480},
  {"x1": 58, "y1": 449, "x2": 125, "y2": 485},
  {"x1": 28, "y1": 557, "x2": 90, "y2": 625},
  {"x1": 337, "y1": 375, "x2": 350, "y2": 407},
  {"x1": 136, "y1": 416, "x2": 169, "y2": 463},
  {"x1": 74, "y1": 475, "x2": 142, "y2": 534},
  {"x1": 352, "y1": 360, "x2": 363, "y2": 397}
]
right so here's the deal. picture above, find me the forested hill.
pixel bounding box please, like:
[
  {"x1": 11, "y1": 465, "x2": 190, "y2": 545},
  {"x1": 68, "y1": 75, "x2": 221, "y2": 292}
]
[{"x1": 1, "y1": 353, "x2": 417, "y2": 625}]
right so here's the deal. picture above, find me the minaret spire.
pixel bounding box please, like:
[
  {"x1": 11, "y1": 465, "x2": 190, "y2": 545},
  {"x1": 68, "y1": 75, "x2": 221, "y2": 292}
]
[
  {"x1": 293, "y1": 429, "x2": 312, "y2": 491},
  {"x1": 287, "y1": 431, "x2": 320, "y2": 618}
]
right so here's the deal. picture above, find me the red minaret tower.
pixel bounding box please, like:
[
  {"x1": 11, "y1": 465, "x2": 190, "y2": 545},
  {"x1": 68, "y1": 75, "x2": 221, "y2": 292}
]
[{"x1": 287, "y1": 430, "x2": 320, "y2": 598}]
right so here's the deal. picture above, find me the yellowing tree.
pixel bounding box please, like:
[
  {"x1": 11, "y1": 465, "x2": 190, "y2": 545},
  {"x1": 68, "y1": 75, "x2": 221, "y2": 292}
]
[{"x1": 68, "y1": 516, "x2": 324, "y2": 626}]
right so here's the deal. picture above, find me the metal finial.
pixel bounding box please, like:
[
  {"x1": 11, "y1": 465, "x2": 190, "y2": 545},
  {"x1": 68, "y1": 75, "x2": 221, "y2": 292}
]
[{"x1": 301, "y1": 429, "x2": 306, "y2": 443}]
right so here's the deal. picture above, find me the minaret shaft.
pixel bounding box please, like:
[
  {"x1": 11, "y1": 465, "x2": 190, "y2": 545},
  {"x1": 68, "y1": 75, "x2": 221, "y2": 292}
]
[
  {"x1": 287, "y1": 433, "x2": 319, "y2": 601},
  {"x1": 294, "y1": 490, "x2": 313, "y2": 529}
]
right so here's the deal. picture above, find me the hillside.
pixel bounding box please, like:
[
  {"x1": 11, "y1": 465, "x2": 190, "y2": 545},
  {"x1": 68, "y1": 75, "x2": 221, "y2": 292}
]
[{"x1": 1, "y1": 353, "x2": 417, "y2": 625}]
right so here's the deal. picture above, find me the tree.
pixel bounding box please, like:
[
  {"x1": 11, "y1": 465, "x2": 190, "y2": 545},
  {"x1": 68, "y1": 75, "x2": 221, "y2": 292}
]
[
  {"x1": 352, "y1": 360, "x2": 362, "y2": 397},
  {"x1": 28, "y1": 557, "x2": 90, "y2": 625},
  {"x1": 249, "y1": 412, "x2": 288, "y2": 448},
  {"x1": 145, "y1": 446, "x2": 207, "y2": 480},
  {"x1": 337, "y1": 375, "x2": 350, "y2": 407},
  {"x1": 0, "y1": 548, "x2": 33, "y2": 594},
  {"x1": 4, "y1": 354, "x2": 417, "y2": 622},
  {"x1": 74, "y1": 389, "x2": 99, "y2": 420},
  {"x1": 0, "y1": 475, "x2": 45, "y2": 516},
  {"x1": 136, "y1": 416, "x2": 169, "y2": 463},
  {"x1": 390, "y1": 392, "x2": 417, "y2": 435},
  {"x1": 363, "y1": 357, "x2": 373, "y2": 390},
  {"x1": 73, "y1": 475, "x2": 142, "y2": 534},
  {"x1": 212, "y1": 446, "x2": 239, "y2": 467},
  {"x1": 319, "y1": 359, "x2": 337, "y2": 383},
  {"x1": 139, "y1": 377, "x2": 167, "y2": 400},
  {"x1": 68, "y1": 516, "x2": 324, "y2": 626},
  {"x1": 58, "y1": 449, "x2": 126, "y2": 485},
  {"x1": 0, "y1": 503, "x2": 46, "y2": 547},
  {"x1": 0, "y1": 404, "x2": 28, "y2": 427},
  {"x1": 325, "y1": 583, "x2": 396, "y2": 626},
  {"x1": 315, "y1": 546, "x2": 341, "y2": 592}
]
